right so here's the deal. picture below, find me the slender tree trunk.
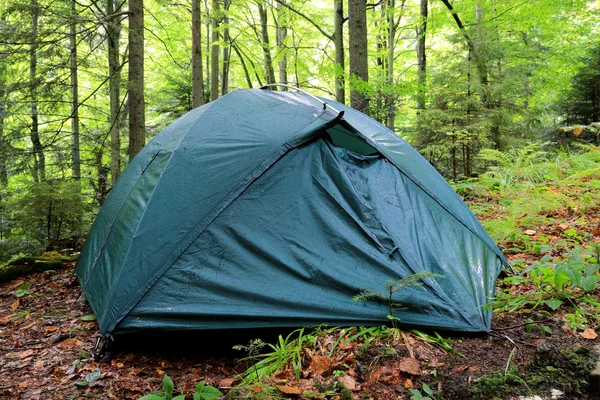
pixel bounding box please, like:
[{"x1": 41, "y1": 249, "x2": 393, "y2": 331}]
[
  {"x1": 210, "y1": 0, "x2": 220, "y2": 101},
  {"x1": 128, "y1": 0, "x2": 145, "y2": 160},
  {"x1": 232, "y1": 42, "x2": 253, "y2": 88},
  {"x1": 0, "y1": 15, "x2": 8, "y2": 186},
  {"x1": 475, "y1": 3, "x2": 489, "y2": 108},
  {"x1": 348, "y1": 0, "x2": 369, "y2": 113},
  {"x1": 70, "y1": 0, "x2": 80, "y2": 181},
  {"x1": 221, "y1": 0, "x2": 231, "y2": 95},
  {"x1": 30, "y1": 0, "x2": 45, "y2": 182},
  {"x1": 276, "y1": 0, "x2": 288, "y2": 88},
  {"x1": 385, "y1": 0, "x2": 405, "y2": 130},
  {"x1": 258, "y1": 1, "x2": 275, "y2": 85},
  {"x1": 204, "y1": 0, "x2": 211, "y2": 95},
  {"x1": 333, "y1": 0, "x2": 345, "y2": 103},
  {"x1": 416, "y1": 0, "x2": 427, "y2": 112},
  {"x1": 107, "y1": 0, "x2": 122, "y2": 184},
  {"x1": 192, "y1": 0, "x2": 204, "y2": 107}
]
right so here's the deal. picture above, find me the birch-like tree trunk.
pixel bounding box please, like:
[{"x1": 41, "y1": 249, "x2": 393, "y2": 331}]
[
  {"x1": 257, "y1": 1, "x2": 275, "y2": 85},
  {"x1": 276, "y1": 0, "x2": 288, "y2": 88}
]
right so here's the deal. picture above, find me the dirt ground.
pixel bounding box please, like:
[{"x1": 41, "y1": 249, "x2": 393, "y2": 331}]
[{"x1": 1, "y1": 260, "x2": 598, "y2": 400}]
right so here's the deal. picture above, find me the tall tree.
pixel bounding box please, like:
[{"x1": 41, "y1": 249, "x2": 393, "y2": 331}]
[
  {"x1": 107, "y1": 0, "x2": 123, "y2": 183},
  {"x1": 128, "y1": 0, "x2": 146, "y2": 160},
  {"x1": 257, "y1": 1, "x2": 275, "y2": 85},
  {"x1": 348, "y1": 0, "x2": 368, "y2": 113},
  {"x1": 70, "y1": 0, "x2": 80, "y2": 181},
  {"x1": 192, "y1": 0, "x2": 204, "y2": 107},
  {"x1": 210, "y1": 0, "x2": 220, "y2": 101},
  {"x1": 276, "y1": 0, "x2": 288, "y2": 88},
  {"x1": 416, "y1": 0, "x2": 427, "y2": 112},
  {"x1": 333, "y1": 0, "x2": 345, "y2": 102},
  {"x1": 221, "y1": 0, "x2": 231, "y2": 95},
  {"x1": 30, "y1": 0, "x2": 45, "y2": 182}
]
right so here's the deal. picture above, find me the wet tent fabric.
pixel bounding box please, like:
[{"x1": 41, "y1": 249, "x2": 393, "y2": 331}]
[{"x1": 76, "y1": 89, "x2": 507, "y2": 335}]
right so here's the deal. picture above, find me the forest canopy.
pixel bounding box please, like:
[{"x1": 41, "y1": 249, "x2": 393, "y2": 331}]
[{"x1": 0, "y1": 0, "x2": 598, "y2": 256}]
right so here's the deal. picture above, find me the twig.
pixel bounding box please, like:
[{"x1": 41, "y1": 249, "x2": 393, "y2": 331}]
[
  {"x1": 492, "y1": 319, "x2": 553, "y2": 331},
  {"x1": 401, "y1": 331, "x2": 415, "y2": 358}
]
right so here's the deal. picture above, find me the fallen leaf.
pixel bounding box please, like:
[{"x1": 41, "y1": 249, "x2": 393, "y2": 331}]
[
  {"x1": 581, "y1": 328, "x2": 597, "y2": 340},
  {"x1": 404, "y1": 378, "x2": 413, "y2": 389},
  {"x1": 338, "y1": 375, "x2": 358, "y2": 391},
  {"x1": 276, "y1": 385, "x2": 301, "y2": 395},
  {"x1": 45, "y1": 326, "x2": 59, "y2": 334},
  {"x1": 56, "y1": 338, "x2": 83, "y2": 349},
  {"x1": 5, "y1": 349, "x2": 34, "y2": 359},
  {"x1": 0, "y1": 316, "x2": 10, "y2": 324},
  {"x1": 398, "y1": 357, "x2": 421, "y2": 375},
  {"x1": 524, "y1": 229, "x2": 536, "y2": 236},
  {"x1": 309, "y1": 355, "x2": 336, "y2": 377},
  {"x1": 219, "y1": 378, "x2": 236, "y2": 387},
  {"x1": 251, "y1": 385, "x2": 262, "y2": 393},
  {"x1": 10, "y1": 300, "x2": 20, "y2": 310}
]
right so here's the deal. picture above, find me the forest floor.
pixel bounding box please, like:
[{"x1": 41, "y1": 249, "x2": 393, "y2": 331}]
[{"x1": 2, "y1": 165, "x2": 600, "y2": 399}]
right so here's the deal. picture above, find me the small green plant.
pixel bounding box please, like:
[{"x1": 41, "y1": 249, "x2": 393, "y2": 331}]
[
  {"x1": 14, "y1": 283, "x2": 31, "y2": 297},
  {"x1": 74, "y1": 369, "x2": 101, "y2": 388},
  {"x1": 193, "y1": 381, "x2": 223, "y2": 400},
  {"x1": 236, "y1": 328, "x2": 308, "y2": 383},
  {"x1": 233, "y1": 338, "x2": 266, "y2": 382},
  {"x1": 353, "y1": 272, "x2": 442, "y2": 325},
  {"x1": 409, "y1": 383, "x2": 434, "y2": 400},
  {"x1": 411, "y1": 330, "x2": 464, "y2": 357},
  {"x1": 139, "y1": 374, "x2": 186, "y2": 400}
]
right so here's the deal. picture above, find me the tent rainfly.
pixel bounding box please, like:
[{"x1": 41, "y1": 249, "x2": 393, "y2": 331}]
[{"x1": 76, "y1": 87, "x2": 508, "y2": 335}]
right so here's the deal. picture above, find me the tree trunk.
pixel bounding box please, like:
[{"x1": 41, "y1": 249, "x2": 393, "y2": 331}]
[
  {"x1": 221, "y1": 0, "x2": 231, "y2": 95},
  {"x1": 70, "y1": 0, "x2": 80, "y2": 181},
  {"x1": 0, "y1": 15, "x2": 8, "y2": 186},
  {"x1": 416, "y1": 0, "x2": 427, "y2": 112},
  {"x1": 333, "y1": 0, "x2": 345, "y2": 103},
  {"x1": 107, "y1": 0, "x2": 122, "y2": 184},
  {"x1": 128, "y1": 0, "x2": 145, "y2": 161},
  {"x1": 210, "y1": 0, "x2": 220, "y2": 101},
  {"x1": 232, "y1": 41, "x2": 254, "y2": 88},
  {"x1": 30, "y1": 0, "x2": 45, "y2": 182},
  {"x1": 276, "y1": 0, "x2": 288, "y2": 88},
  {"x1": 257, "y1": 1, "x2": 275, "y2": 85},
  {"x1": 192, "y1": 0, "x2": 204, "y2": 107},
  {"x1": 348, "y1": 0, "x2": 369, "y2": 113}
]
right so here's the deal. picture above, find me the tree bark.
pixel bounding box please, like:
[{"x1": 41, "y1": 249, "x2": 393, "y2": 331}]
[
  {"x1": 192, "y1": 0, "x2": 204, "y2": 107},
  {"x1": 128, "y1": 0, "x2": 145, "y2": 161},
  {"x1": 107, "y1": 0, "x2": 122, "y2": 184},
  {"x1": 70, "y1": 0, "x2": 80, "y2": 181},
  {"x1": 334, "y1": 0, "x2": 345, "y2": 103},
  {"x1": 416, "y1": 0, "x2": 427, "y2": 112},
  {"x1": 30, "y1": 0, "x2": 45, "y2": 182},
  {"x1": 257, "y1": 1, "x2": 275, "y2": 85},
  {"x1": 0, "y1": 15, "x2": 8, "y2": 186},
  {"x1": 348, "y1": 0, "x2": 369, "y2": 113},
  {"x1": 210, "y1": 0, "x2": 220, "y2": 101},
  {"x1": 276, "y1": 0, "x2": 288, "y2": 88},
  {"x1": 221, "y1": 0, "x2": 231, "y2": 95}
]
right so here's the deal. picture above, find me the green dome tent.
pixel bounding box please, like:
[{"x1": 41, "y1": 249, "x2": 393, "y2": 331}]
[{"x1": 76, "y1": 87, "x2": 507, "y2": 335}]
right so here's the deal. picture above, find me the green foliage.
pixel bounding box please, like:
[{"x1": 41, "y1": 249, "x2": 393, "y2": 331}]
[
  {"x1": 13, "y1": 283, "x2": 30, "y2": 297},
  {"x1": 193, "y1": 382, "x2": 222, "y2": 400},
  {"x1": 478, "y1": 142, "x2": 549, "y2": 186},
  {"x1": 353, "y1": 272, "x2": 442, "y2": 324},
  {"x1": 410, "y1": 330, "x2": 464, "y2": 357},
  {"x1": 492, "y1": 246, "x2": 600, "y2": 315},
  {"x1": 409, "y1": 383, "x2": 434, "y2": 400},
  {"x1": 236, "y1": 328, "x2": 308, "y2": 383},
  {"x1": 74, "y1": 369, "x2": 102, "y2": 388},
  {"x1": 138, "y1": 374, "x2": 187, "y2": 400},
  {"x1": 0, "y1": 180, "x2": 87, "y2": 259}
]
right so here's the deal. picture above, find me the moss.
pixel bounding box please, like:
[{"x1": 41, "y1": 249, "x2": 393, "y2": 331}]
[{"x1": 526, "y1": 347, "x2": 595, "y2": 396}]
